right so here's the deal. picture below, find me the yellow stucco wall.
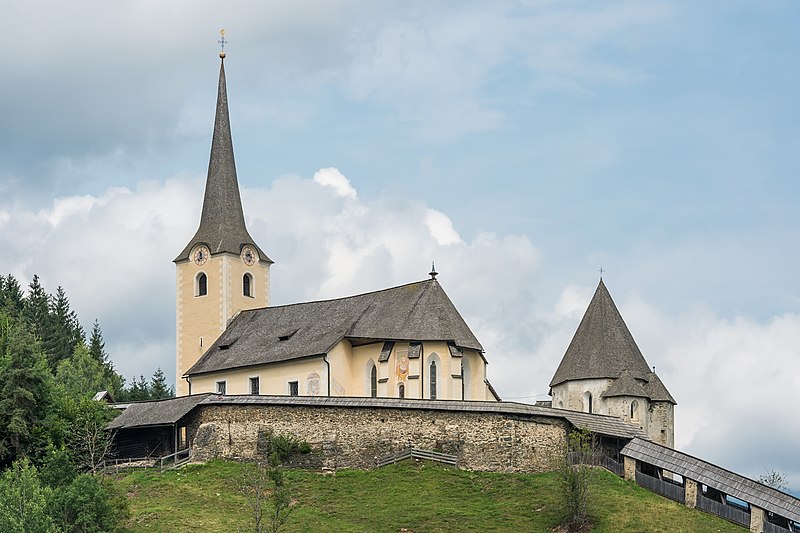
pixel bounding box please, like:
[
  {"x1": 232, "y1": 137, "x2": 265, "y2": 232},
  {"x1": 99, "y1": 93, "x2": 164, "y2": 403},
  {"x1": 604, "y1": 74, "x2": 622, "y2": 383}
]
[
  {"x1": 190, "y1": 357, "x2": 326, "y2": 396},
  {"x1": 176, "y1": 247, "x2": 270, "y2": 396},
  {"x1": 185, "y1": 338, "x2": 494, "y2": 401}
]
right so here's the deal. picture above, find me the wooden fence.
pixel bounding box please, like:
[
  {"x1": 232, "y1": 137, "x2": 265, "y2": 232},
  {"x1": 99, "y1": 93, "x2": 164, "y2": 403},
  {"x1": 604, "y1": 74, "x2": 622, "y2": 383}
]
[
  {"x1": 159, "y1": 448, "x2": 192, "y2": 472},
  {"x1": 635, "y1": 471, "x2": 685, "y2": 503},
  {"x1": 697, "y1": 495, "x2": 750, "y2": 528},
  {"x1": 763, "y1": 519, "x2": 793, "y2": 533},
  {"x1": 376, "y1": 448, "x2": 458, "y2": 468}
]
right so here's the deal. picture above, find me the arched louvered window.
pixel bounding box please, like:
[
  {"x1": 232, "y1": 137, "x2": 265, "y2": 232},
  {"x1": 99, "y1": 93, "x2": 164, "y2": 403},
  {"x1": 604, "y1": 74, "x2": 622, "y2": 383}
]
[
  {"x1": 370, "y1": 365, "x2": 377, "y2": 398},
  {"x1": 430, "y1": 360, "x2": 437, "y2": 400},
  {"x1": 197, "y1": 273, "x2": 208, "y2": 296},
  {"x1": 243, "y1": 273, "x2": 252, "y2": 297}
]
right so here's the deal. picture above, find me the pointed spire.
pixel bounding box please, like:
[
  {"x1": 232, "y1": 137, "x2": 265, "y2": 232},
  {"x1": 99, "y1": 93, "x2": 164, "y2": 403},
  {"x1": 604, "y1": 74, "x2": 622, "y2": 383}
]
[
  {"x1": 549, "y1": 279, "x2": 653, "y2": 387},
  {"x1": 175, "y1": 50, "x2": 270, "y2": 263}
]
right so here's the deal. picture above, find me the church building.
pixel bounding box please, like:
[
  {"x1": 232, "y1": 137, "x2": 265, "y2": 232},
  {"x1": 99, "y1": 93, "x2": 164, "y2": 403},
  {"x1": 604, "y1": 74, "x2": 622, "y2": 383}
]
[
  {"x1": 174, "y1": 53, "x2": 499, "y2": 403},
  {"x1": 549, "y1": 279, "x2": 676, "y2": 447}
]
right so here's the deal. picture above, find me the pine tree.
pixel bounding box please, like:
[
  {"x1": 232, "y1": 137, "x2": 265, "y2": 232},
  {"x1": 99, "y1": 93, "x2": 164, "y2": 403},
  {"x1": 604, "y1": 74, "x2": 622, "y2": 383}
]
[
  {"x1": 0, "y1": 323, "x2": 53, "y2": 466},
  {"x1": 149, "y1": 368, "x2": 174, "y2": 400},
  {"x1": 23, "y1": 275, "x2": 50, "y2": 342},
  {"x1": 44, "y1": 286, "x2": 84, "y2": 370},
  {"x1": 88, "y1": 319, "x2": 107, "y2": 363}
]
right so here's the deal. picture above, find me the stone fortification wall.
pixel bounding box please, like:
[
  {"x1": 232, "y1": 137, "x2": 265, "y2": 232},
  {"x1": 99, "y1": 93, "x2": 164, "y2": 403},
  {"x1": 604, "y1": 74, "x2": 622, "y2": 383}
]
[{"x1": 189, "y1": 403, "x2": 567, "y2": 473}]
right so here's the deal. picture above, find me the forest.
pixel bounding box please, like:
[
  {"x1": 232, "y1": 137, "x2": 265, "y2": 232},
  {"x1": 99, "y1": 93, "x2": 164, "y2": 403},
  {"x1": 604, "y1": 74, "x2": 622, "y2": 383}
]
[{"x1": 0, "y1": 274, "x2": 172, "y2": 531}]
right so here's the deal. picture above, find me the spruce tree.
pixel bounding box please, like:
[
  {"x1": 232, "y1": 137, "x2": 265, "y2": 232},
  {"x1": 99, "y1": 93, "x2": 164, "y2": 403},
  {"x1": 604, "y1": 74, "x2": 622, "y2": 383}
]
[
  {"x1": 0, "y1": 275, "x2": 24, "y2": 317},
  {"x1": 0, "y1": 323, "x2": 53, "y2": 467},
  {"x1": 88, "y1": 319, "x2": 107, "y2": 363},
  {"x1": 23, "y1": 275, "x2": 49, "y2": 342},
  {"x1": 149, "y1": 368, "x2": 174, "y2": 400},
  {"x1": 44, "y1": 286, "x2": 84, "y2": 370}
]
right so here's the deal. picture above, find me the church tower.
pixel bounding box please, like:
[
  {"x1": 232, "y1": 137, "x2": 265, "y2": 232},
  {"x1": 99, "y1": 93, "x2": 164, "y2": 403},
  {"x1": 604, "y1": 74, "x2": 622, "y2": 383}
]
[
  {"x1": 174, "y1": 51, "x2": 272, "y2": 396},
  {"x1": 549, "y1": 279, "x2": 676, "y2": 447}
]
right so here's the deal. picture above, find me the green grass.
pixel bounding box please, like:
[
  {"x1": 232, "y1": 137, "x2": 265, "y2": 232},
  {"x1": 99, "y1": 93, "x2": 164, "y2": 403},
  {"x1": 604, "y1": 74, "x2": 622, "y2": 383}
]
[{"x1": 117, "y1": 460, "x2": 745, "y2": 533}]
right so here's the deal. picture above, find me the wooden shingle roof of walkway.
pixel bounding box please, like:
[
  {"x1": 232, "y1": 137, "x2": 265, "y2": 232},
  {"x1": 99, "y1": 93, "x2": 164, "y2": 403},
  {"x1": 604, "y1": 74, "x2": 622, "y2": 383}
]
[{"x1": 621, "y1": 437, "x2": 800, "y2": 522}]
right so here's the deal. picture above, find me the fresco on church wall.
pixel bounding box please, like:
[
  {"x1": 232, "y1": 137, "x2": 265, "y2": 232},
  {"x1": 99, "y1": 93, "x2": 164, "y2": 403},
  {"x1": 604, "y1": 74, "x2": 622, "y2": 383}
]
[
  {"x1": 396, "y1": 351, "x2": 409, "y2": 381},
  {"x1": 306, "y1": 372, "x2": 321, "y2": 396}
]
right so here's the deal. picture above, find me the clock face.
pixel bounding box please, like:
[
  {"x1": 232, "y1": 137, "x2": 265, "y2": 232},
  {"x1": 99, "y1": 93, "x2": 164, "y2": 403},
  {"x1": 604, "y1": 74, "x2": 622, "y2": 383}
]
[
  {"x1": 241, "y1": 246, "x2": 256, "y2": 266},
  {"x1": 193, "y1": 246, "x2": 209, "y2": 266}
]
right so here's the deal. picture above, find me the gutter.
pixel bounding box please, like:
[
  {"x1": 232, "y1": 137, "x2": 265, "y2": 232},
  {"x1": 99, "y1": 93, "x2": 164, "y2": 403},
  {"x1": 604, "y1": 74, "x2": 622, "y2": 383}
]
[
  {"x1": 323, "y1": 353, "x2": 331, "y2": 397},
  {"x1": 183, "y1": 376, "x2": 192, "y2": 396}
]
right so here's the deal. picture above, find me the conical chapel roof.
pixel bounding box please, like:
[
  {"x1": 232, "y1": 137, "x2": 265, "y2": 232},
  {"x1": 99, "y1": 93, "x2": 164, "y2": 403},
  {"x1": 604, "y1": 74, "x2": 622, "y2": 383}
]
[
  {"x1": 174, "y1": 58, "x2": 270, "y2": 263},
  {"x1": 549, "y1": 279, "x2": 653, "y2": 388}
]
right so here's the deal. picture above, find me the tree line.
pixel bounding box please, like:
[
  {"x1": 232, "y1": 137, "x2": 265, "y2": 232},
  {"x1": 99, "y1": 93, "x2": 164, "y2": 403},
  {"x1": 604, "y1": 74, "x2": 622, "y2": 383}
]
[{"x1": 0, "y1": 273, "x2": 174, "y2": 531}]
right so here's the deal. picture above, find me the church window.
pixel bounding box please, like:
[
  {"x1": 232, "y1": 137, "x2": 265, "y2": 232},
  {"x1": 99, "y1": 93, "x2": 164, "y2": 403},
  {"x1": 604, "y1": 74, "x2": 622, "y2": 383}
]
[
  {"x1": 430, "y1": 360, "x2": 437, "y2": 400},
  {"x1": 631, "y1": 400, "x2": 639, "y2": 421},
  {"x1": 583, "y1": 391, "x2": 593, "y2": 413},
  {"x1": 216, "y1": 381, "x2": 226, "y2": 395},
  {"x1": 197, "y1": 273, "x2": 208, "y2": 296},
  {"x1": 398, "y1": 383, "x2": 405, "y2": 399},
  {"x1": 249, "y1": 376, "x2": 260, "y2": 395},
  {"x1": 243, "y1": 273, "x2": 253, "y2": 297},
  {"x1": 288, "y1": 381, "x2": 299, "y2": 396},
  {"x1": 370, "y1": 365, "x2": 377, "y2": 398}
]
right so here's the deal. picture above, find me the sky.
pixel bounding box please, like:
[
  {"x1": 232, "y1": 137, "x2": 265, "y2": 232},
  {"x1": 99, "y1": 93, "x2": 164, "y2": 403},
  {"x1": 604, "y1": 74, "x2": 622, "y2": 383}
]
[{"x1": 1, "y1": 1, "x2": 799, "y2": 493}]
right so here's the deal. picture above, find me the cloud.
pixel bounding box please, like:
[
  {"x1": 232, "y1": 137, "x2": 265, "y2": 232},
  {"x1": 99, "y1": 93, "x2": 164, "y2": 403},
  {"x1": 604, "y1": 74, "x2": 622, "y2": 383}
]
[{"x1": 0, "y1": 165, "x2": 798, "y2": 491}]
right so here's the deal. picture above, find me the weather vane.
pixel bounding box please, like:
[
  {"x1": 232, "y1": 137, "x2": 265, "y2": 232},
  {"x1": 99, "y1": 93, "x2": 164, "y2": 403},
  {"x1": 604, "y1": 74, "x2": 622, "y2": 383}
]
[{"x1": 218, "y1": 29, "x2": 227, "y2": 58}]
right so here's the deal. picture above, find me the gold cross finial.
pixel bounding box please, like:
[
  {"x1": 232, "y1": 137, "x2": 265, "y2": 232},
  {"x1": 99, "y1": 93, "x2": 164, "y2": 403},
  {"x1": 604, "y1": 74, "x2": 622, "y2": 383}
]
[{"x1": 218, "y1": 29, "x2": 227, "y2": 59}]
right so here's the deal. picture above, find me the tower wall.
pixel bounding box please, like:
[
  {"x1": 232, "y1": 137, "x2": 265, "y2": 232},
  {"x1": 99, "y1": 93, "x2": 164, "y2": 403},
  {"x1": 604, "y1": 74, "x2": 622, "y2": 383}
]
[{"x1": 176, "y1": 250, "x2": 269, "y2": 396}]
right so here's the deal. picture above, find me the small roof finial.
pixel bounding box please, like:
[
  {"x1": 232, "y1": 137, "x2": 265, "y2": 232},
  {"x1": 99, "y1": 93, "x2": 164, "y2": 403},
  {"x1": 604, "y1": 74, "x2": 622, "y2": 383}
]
[
  {"x1": 429, "y1": 261, "x2": 438, "y2": 280},
  {"x1": 218, "y1": 29, "x2": 227, "y2": 59},
  {"x1": 599, "y1": 266, "x2": 605, "y2": 280}
]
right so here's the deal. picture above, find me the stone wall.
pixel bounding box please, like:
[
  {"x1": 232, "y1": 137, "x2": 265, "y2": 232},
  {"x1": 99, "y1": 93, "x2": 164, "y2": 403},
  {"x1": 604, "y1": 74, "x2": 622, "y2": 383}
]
[{"x1": 189, "y1": 403, "x2": 568, "y2": 473}]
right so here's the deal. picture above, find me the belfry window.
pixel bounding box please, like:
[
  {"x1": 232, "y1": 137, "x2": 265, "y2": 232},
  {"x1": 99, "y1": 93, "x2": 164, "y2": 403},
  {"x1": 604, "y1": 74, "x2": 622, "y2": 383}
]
[
  {"x1": 243, "y1": 273, "x2": 253, "y2": 297},
  {"x1": 370, "y1": 365, "x2": 377, "y2": 398},
  {"x1": 430, "y1": 361, "x2": 437, "y2": 400},
  {"x1": 197, "y1": 273, "x2": 208, "y2": 297}
]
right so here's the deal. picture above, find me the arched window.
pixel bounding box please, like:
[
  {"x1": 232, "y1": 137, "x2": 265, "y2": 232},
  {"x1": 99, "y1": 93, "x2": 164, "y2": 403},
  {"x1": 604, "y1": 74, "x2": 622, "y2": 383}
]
[
  {"x1": 370, "y1": 365, "x2": 377, "y2": 398},
  {"x1": 243, "y1": 273, "x2": 253, "y2": 297},
  {"x1": 430, "y1": 360, "x2": 437, "y2": 400},
  {"x1": 631, "y1": 400, "x2": 639, "y2": 421},
  {"x1": 398, "y1": 383, "x2": 405, "y2": 399},
  {"x1": 583, "y1": 391, "x2": 593, "y2": 413},
  {"x1": 197, "y1": 273, "x2": 208, "y2": 297}
]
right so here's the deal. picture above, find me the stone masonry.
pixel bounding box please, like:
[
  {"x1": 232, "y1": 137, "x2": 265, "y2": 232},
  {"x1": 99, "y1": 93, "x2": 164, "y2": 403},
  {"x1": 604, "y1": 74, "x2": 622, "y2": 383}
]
[{"x1": 189, "y1": 403, "x2": 568, "y2": 473}]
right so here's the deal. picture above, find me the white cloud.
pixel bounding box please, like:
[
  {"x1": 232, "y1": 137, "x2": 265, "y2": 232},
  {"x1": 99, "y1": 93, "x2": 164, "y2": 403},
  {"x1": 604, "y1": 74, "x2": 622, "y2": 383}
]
[
  {"x1": 312, "y1": 167, "x2": 357, "y2": 199},
  {"x1": 0, "y1": 166, "x2": 798, "y2": 490}
]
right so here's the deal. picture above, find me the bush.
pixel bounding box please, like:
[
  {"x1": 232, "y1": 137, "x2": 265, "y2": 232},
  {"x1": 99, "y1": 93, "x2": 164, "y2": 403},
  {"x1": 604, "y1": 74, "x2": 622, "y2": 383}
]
[{"x1": 0, "y1": 459, "x2": 60, "y2": 533}]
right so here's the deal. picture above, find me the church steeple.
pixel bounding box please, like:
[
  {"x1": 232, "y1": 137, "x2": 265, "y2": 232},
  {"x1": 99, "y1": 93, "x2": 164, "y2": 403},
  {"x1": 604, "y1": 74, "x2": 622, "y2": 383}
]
[{"x1": 174, "y1": 55, "x2": 270, "y2": 263}]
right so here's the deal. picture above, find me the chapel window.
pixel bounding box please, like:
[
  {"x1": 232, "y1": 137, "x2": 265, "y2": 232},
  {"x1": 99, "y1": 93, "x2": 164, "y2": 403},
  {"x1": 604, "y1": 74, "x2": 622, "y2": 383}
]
[
  {"x1": 631, "y1": 400, "x2": 639, "y2": 421},
  {"x1": 250, "y1": 376, "x2": 260, "y2": 395},
  {"x1": 197, "y1": 273, "x2": 208, "y2": 296},
  {"x1": 216, "y1": 381, "x2": 226, "y2": 395},
  {"x1": 398, "y1": 383, "x2": 405, "y2": 399},
  {"x1": 430, "y1": 360, "x2": 437, "y2": 400},
  {"x1": 288, "y1": 381, "x2": 299, "y2": 396},
  {"x1": 583, "y1": 391, "x2": 593, "y2": 413},
  {"x1": 370, "y1": 365, "x2": 377, "y2": 398},
  {"x1": 243, "y1": 273, "x2": 253, "y2": 297}
]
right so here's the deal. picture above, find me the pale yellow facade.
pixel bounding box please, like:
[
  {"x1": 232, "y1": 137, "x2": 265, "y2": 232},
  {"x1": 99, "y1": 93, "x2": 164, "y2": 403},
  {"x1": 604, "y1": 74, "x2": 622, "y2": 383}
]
[
  {"x1": 176, "y1": 246, "x2": 270, "y2": 396},
  {"x1": 186, "y1": 338, "x2": 493, "y2": 400}
]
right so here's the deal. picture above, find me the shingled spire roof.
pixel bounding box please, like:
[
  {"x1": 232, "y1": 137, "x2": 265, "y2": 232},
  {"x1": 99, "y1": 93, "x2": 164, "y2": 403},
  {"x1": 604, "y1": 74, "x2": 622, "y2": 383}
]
[
  {"x1": 175, "y1": 57, "x2": 270, "y2": 263},
  {"x1": 549, "y1": 279, "x2": 653, "y2": 388}
]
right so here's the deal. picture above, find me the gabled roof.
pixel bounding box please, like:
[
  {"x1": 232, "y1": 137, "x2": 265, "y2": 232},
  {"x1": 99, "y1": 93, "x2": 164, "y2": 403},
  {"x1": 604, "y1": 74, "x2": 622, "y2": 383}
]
[
  {"x1": 107, "y1": 394, "x2": 212, "y2": 430},
  {"x1": 185, "y1": 279, "x2": 483, "y2": 376},
  {"x1": 549, "y1": 280, "x2": 654, "y2": 388},
  {"x1": 601, "y1": 370, "x2": 648, "y2": 398},
  {"x1": 175, "y1": 58, "x2": 270, "y2": 263},
  {"x1": 622, "y1": 438, "x2": 800, "y2": 523}
]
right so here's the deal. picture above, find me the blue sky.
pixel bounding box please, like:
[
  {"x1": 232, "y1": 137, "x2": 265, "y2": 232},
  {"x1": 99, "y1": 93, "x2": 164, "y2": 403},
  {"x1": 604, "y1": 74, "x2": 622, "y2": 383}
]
[{"x1": 1, "y1": 1, "x2": 799, "y2": 493}]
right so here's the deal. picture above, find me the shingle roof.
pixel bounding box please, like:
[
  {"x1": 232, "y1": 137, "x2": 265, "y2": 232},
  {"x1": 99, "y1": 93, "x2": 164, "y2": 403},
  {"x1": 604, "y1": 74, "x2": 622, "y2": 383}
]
[
  {"x1": 601, "y1": 370, "x2": 648, "y2": 398},
  {"x1": 174, "y1": 58, "x2": 270, "y2": 263},
  {"x1": 550, "y1": 280, "x2": 657, "y2": 387},
  {"x1": 185, "y1": 279, "x2": 483, "y2": 376},
  {"x1": 107, "y1": 394, "x2": 212, "y2": 430},
  {"x1": 622, "y1": 437, "x2": 800, "y2": 522},
  {"x1": 642, "y1": 372, "x2": 676, "y2": 404}
]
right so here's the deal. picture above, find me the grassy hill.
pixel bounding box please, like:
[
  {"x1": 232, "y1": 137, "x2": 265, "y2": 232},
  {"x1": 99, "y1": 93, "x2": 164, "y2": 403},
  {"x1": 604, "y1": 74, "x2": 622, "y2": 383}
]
[{"x1": 117, "y1": 460, "x2": 744, "y2": 532}]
